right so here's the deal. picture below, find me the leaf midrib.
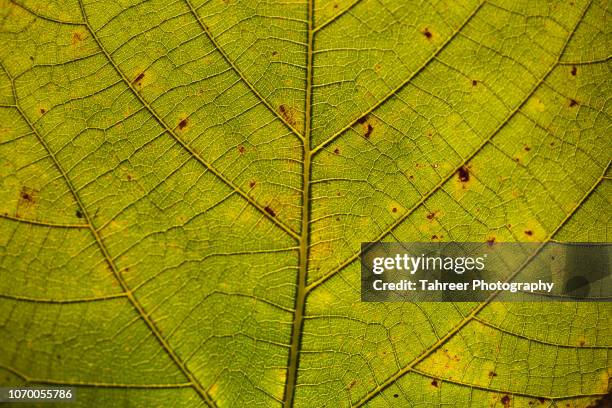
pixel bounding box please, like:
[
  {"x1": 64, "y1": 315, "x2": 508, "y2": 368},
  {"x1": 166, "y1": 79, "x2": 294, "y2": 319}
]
[{"x1": 283, "y1": 0, "x2": 314, "y2": 405}]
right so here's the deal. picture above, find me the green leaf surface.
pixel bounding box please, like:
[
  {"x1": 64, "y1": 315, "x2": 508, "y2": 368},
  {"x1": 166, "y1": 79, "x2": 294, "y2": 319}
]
[{"x1": 0, "y1": 0, "x2": 610, "y2": 407}]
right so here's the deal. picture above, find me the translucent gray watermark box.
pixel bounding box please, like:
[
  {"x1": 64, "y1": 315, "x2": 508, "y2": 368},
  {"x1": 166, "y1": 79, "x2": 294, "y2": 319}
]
[{"x1": 360, "y1": 242, "x2": 610, "y2": 302}]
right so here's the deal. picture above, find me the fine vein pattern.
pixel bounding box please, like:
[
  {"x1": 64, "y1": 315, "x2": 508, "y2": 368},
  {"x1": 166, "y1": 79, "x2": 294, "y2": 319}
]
[{"x1": 0, "y1": 0, "x2": 610, "y2": 407}]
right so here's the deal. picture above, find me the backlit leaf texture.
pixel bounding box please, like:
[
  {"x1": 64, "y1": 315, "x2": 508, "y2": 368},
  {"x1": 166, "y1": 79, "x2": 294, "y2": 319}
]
[{"x1": 0, "y1": 0, "x2": 610, "y2": 407}]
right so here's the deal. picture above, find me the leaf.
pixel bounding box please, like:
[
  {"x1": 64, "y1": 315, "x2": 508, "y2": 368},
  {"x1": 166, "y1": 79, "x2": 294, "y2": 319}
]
[{"x1": 0, "y1": 0, "x2": 610, "y2": 407}]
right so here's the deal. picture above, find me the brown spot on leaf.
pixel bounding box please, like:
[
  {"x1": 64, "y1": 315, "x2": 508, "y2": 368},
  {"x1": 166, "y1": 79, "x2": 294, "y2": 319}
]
[
  {"x1": 489, "y1": 371, "x2": 498, "y2": 377},
  {"x1": 537, "y1": 397, "x2": 546, "y2": 403},
  {"x1": 524, "y1": 230, "x2": 533, "y2": 236},
  {"x1": 431, "y1": 234, "x2": 438, "y2": 240},
  {"x1": 238, "y1": 145, "x2": 246, "y2": 154},
  {"x1": 75, "y1": 209, "x2": 83, "y2": 219},
  {"x1": 39, "y1": 108, "x2": 46, "y2": 114},
  {"x1": 364, "y1": 123, "x2": 373, "y2": 139},
  {"x1": 178, "y1": 118, "x2": 188, "y2": 130},
  {"x1": 347, "y1": 380, "x2": 356, "y2": 390},
  {"x1": 393, "y1": 394, "x2": 399, "y2": 398},
  {"x1": 501, "y1": 395, "x2": 511, "y2": 407},
  {"x1": 264, "y1": 206, "x2": 276, "y2": 217},
  {"x1": 392, "y1": 207, "x2": 398, "y2": 213},
  {"x1": 133, "y1": 72, "x2": 145, "y2": 86},
  {"x1": 457, "y1": 166, "x2": 470, "y2": 182},
  {"x1": 71, "y1": 31, "x2": 84, "y2": 46},
  {"x1": 486, "y1": 237, "x2": 496, "y2": 246},
  {"x1": 524, "y1": 146, "x2": 531, "y2": 151},
  {"x1": 426, "y1": 212, "x2": 436, "y2": 220},
  {"x1": 431, "y1": 379, "x2": 439, "y2": 388},
  {"x1": 569, "y1": 99, "x2": 579, "y2": 107},
  {"x1": 571, "y1": 66, "x2": 577, "y2": 76},
  {"x1": 472, "y1": 79, "x2": 478, "y2": 86},
  {"x1": 422, "y1": 27, "x2": 433, "y2": 39},
  {"x1": 333, "y1": 147, "x2": 340, "y2": 155},
  {"x1": 356, "y1": 116, "x2": 367, "y2": 125},
  {"x1": 249, "y1": 180, "x2": 256, "y2": 188},
  {"x1": 127, "y1": 174, "x2": 133, "y2": 181},
  {"x1": 279, "y1": 104, "x2": 297, "y2": 126},
  {"x1": 271, "y1": 50, "x2": 278, "y2": 57},
  {"x1": 19, "y1": 187, "x2": 38, "y2": 205}
]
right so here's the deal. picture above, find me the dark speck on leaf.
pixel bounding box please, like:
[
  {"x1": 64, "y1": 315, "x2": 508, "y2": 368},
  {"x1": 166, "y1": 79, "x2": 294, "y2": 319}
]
[
  {"x1": 571, "y1": 66, "x2": 577, "y2": 76},
  {"x1": 249, "y1": 180, "x2": 256, "y2": 188},
  {"x1": 457, "y1": 166, "x2": 469, "y2": 182},
  {"x1": 333, "y1": 147, "x2": 340, "y2": 155},
  {"x1": 431, "y1": 234, "x2": 438, "y2": 240},
  {"x1": 272, "y1": 50, "x2": 278, "y2": 56},
  {"x1": 364, "y1": 123, "x2": 373, "y2": 138},
  {"x1": 178, "y1": 118, "x2": 188, "y2": 130},
  {"x1": 431, "y1": 379, "x2": 439, "y2": 387},
  {"x1": 278, "y1": 104, "x2": 297, "y2": 126},
  {"x1": 40, "y1": 108, "x2": 46, "y2": 114},
  {"x1": 264, "y1": 206, "x2": 276, "y2": 217},
  {"x1": 238, "y1": 145, "x2": 246, "y2": 154},
  {"x1": 486, "y1": 238, "x2": 496, "y2": 246},
  {"x1": 524, "y1": 230, "x2": 533, "y2": 236},
  {"x1": 501, "y1": 395, "x2": 511, "y2": 407},
  {"x1": 133, "y1": 72, "x2": 145, "y2": 85},
  {"x1": 427, "y1": 212, "x2": 435, "y2": 220},
  {"x1": 356, "y1": 116, "x2": 367, "y2": 125},
  {"x1": 20, "y1": 188, "x2": 35, "y2": 203},
  {"x1": 392, "y1": 207, "x2": 397, "y2": 213},
  {"x1": 537, "y1": 397, "x2": 546, "y2": 403},
  {"x1": 76, "y1": 210, "x2": 83, "y2": 218},
  {"x1": 393, "y1": 394, "x2": 399, "y2": 398},
  {"x1": 423, "y1": 28, "x2": 433, "y2": 39},
  {"x1": 489, "y1": 371, "x2": 497, "y2": 377},
  {"x1": 569, "y1": 99, "x2": 578, "y2": 107},
  {"x1": 71, "y1": 31, "x2": 84, "y2": 45},
  {"x1": 472, "y1": 79, "x2": 478, "y2": 86}
]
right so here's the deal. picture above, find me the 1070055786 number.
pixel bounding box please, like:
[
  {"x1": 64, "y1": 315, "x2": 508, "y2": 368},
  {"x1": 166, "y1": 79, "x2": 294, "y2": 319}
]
[{"x1": 0, "y1": 387, "x2": 75, "y2": 403}]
